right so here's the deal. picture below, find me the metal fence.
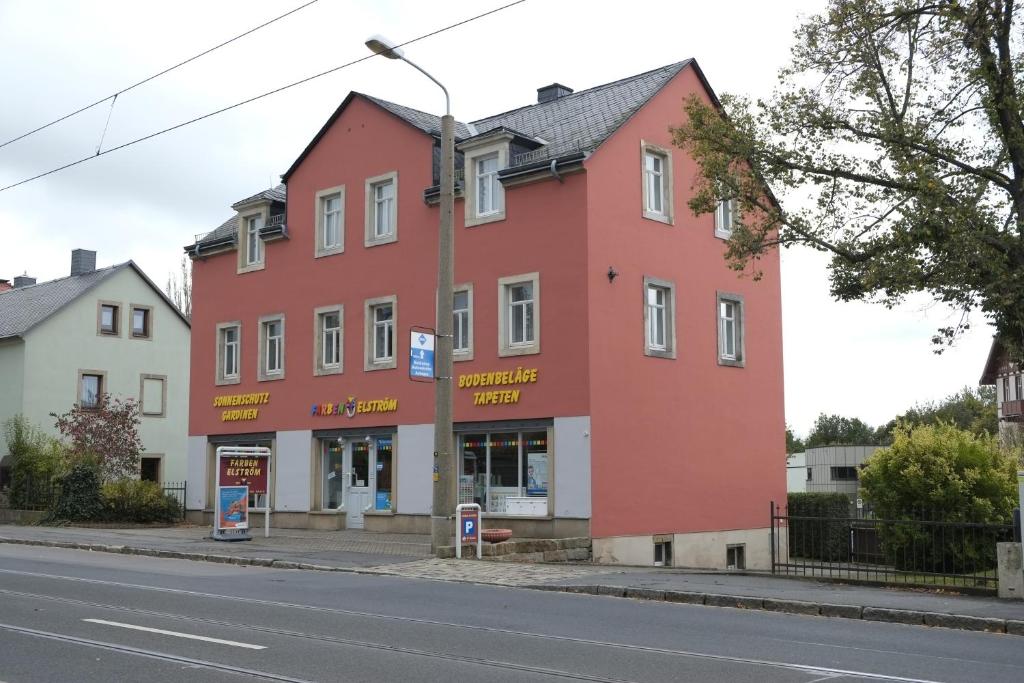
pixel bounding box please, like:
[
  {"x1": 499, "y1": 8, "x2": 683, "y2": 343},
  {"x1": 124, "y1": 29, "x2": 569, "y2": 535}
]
[
  {"x1": 0, "y1": 475, "x2": 60, "y2": 511},
  {"x1": 161, "y1": 481, "x2": 187, "y2": 521},
  {"x1": 770, "y1": 501, "x2": 1014, "y2": 591}
]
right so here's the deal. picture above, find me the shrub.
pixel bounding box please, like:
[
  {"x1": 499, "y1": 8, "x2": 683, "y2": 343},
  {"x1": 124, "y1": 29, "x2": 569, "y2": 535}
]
[
  {"x1": 787, "y1": 492, "x2": 851, "y2": 561},
  {"x1": 50, "y1": 462, "x2": 104, "y2": 522},
  {"x1": 859, "y1": 422, "x2": 1017, "y2": 572},
  {"x1": 52, "y1": 395, "x2": 144, "y2": 482},
  {"x1": 101, "y1": 480, "x2": 181, "y2": 524},
  {"x1": 3, "y1": 415, "x2": 67, "y2": 508}
]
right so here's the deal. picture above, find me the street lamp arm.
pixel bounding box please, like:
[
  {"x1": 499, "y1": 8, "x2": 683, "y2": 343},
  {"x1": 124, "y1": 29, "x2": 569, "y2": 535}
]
[{"x1": 398, "y1": 56, "x2": 450, "y2": 116}]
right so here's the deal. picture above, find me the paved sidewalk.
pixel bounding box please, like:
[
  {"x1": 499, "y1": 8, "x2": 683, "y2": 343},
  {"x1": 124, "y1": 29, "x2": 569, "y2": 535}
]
[{"x1": 3, "y1": 523, "x2": 1024, "y2": 635}]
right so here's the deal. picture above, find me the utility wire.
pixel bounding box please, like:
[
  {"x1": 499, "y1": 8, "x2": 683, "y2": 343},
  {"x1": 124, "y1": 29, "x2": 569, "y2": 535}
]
[
  {"x1": 0, "y1": 0, "x2": 526, "y2": 195},
  {"x1": 0, "y1": 0, "x2": 321, "y2": 151}
]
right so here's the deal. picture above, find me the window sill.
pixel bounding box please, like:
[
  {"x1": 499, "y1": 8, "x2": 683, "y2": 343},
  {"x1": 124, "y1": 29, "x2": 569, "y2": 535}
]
[
  {"x1": 215, "y1": 376, "x2": 242, "y2": 386},
  {"x1": 364, "y1": 235, "x2": 397, "y2": 248},
  {"x1": 237, "y1": 262, "x2": 266, "y2": 274},
  {"x1": 642, "y1": 211, "x2": 673, "y2": 225},
  {"x1": 314, "y1": 366, "x2": 343, "y2": 377},
  {"x1": 498, "y1": 343, "x2": 540, "y2": 358},
  {"x1": 314, "y1": 246, "x2": 345, "y2": 259},
  {"x1": 718, "y1": 357, "x2": 745, "y2": 368},
  {"x1": 644, "y1": 347, "x2": 676, "y2": 360},
  {"x1": 258, "y1": 373, "x2": 286, "y2": 382},
  {"x1": 453, "y1": 350, "x2": 474, "y2": 362},
  {"x1": 466, "y1": 211, "x2": 505, "y2": 228},
  {"x1": 714, "y1": 229, "x2": 733, "y2": 241},
  {"x1": 364, "y1": 360, "x2": 396, "y2": 372}
]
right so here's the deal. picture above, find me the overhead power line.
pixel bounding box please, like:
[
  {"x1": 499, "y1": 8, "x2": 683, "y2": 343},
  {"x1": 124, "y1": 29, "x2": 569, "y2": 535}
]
[
  {"x1": 0, "y1": 0, "x2": 526, "y2": 195},
  {"x1": 0, "y1": 0, "x2": 321, "y2": 151}
]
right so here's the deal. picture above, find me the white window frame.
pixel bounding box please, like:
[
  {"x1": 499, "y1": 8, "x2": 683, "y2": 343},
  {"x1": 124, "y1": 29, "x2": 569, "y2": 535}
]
[
  {"x1": 641, "y1": 141, "x2": 673, "y2": 224},
  {"x1": 237, "y1": 203, "x2": 268, "y2": 273},
  {"x1": 245, "y1": 215, "x2": 263, "y2": 265},
  {"x1": 717, "y1": 291, "x2": 745, "y2": 367},
  {"x1": 498, "y1": 272, "x2": 540, "y2": 357},
  {"x1": 476, "y1": 153, "x2": 501, "y2": 216},
  {"x1": 215, "y1": 321, "x2": 241, "y2": 386},
  {"x1": 313, "y1": 304, "x2": 344, "y2": 376},
  {"x1": 315, "y1": 186, "x2": 345, "y2": 258},
  {"x1": 715, "y1": 198, "x2": 738, "y2": 239},
  {"x1": 462, "y1": 138, "x2": 509, "y2": 227},
  {"x1": 453, "y1": 283, "x2": 474, "y2": 361},
  {"x1": 643, "y1": 276, "x2": 676, "y2": 359},
  {"x1": 258, "y1": 314, "x2": 285, "y2": 381},
  {"x1": 364, "y1": 172, "x2": 398, "y2": 247},
  {"x1": 364, "y1": 295, "x2": 398, "y2": 371}
]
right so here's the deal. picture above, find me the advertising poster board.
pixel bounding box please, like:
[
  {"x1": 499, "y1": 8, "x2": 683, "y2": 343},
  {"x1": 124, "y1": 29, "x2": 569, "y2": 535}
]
[
  {"x1": 218, "y1": 486, "x2": 250, "y2": 530},
  {"x1": 219, "y1": 455, "x2": 268, "y2": 495},
  {"x1": 527, "y1": 452, "x2": 549, "y2": 496},
  {"x1": 460, "y1": 507, "x2": 479, "y2": 544}
]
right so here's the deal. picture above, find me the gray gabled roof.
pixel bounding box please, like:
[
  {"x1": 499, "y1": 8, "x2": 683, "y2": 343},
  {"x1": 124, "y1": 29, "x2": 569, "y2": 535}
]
[
  {"x1": 0, "y1": 261, "x2": 189, "y2": 340},
  {"x1": 363, "y1": 95, "x2": 474, "y2": 139},
  {"x1": 232, "y1": 184, "x2": 286, "y2": 209}
]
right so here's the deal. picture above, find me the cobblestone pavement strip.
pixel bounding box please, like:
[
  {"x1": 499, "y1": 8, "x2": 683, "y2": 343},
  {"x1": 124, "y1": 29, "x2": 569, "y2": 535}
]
[{"x1": 361, "y1": 558, "x2": 627, "y2": 586}]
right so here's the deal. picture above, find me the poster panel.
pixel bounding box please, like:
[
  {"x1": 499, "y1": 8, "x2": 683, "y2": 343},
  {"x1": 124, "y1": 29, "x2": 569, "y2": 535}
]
[
  {"x1": 218, "y1": 486, "x2": 250, "y2": 530},
  {"x1": 527, "y1": 452, "x2": 548, "y2": 496}
]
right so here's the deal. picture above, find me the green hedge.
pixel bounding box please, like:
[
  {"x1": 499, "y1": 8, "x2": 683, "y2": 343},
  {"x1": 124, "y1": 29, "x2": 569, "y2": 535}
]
[
  {"x1": 50, "y1": 462, "x2": 104, "y2": 522},
  {"x1": 787, "y1": 493, "x2": 851, "y2": 561},
  {"x1": 101, "y1": 480, "x2": 182, "y2": 524}
]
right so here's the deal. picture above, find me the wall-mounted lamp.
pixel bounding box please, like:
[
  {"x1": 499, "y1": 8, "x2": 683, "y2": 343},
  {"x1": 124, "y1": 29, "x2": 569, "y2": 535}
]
[
  {"x1": 607, "y1": 267, "x2": 619, "y2": 283},
  {"x1": 364, "y1": 435, "x2": 372, "y2": 443},
  {"x1": 336, "y1": 436, "x2": 346, "y2": 446}
]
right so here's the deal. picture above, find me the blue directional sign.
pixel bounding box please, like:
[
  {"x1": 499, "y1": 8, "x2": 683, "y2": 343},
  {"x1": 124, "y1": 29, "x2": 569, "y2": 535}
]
[{"x1": 409, "y1": 330, "x2": 435, "y2": 380}]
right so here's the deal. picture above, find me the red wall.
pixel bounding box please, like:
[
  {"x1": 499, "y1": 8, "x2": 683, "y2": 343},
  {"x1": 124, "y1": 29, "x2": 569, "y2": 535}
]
[
  {"x1": 190, "y1": 96, "x2": 591, "y2": 436},
  {"x1": 584, "y1": 66, "x2": 786, "y2": 538}
]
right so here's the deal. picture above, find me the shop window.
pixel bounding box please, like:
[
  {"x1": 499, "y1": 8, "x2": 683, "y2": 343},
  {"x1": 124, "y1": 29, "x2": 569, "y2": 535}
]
[
  {"x1": 322, "y1": 441, "x2": 345, "y2": 510},
  {"x1": 727, "y1": 544, "x2": 746, "y2": 570},
  {"x1": 459, "y1": 430, "x2": 548, "y2": 515},
  {"x1": 375, "y1": 437, "x2": 393, "y2": 511}
]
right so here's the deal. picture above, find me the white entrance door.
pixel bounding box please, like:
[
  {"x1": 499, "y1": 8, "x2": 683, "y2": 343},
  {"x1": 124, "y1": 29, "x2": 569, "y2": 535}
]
[{"x1": 346, "y1": 440, "x2": 373, "y2": 529}]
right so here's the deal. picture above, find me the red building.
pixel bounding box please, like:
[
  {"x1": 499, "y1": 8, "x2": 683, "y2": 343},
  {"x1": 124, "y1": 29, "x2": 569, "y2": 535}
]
[{"x1": 185, "y1": 60, "x2": 785, "y2": 568}]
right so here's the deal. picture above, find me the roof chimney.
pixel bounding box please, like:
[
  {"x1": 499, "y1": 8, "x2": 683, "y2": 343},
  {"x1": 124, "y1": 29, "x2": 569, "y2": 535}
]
[
  {"x1": 0, "y1": 279, "x2": 11, "y2": 293},
  {"x1": 13, "y1": 275, "x2": 36, "y2": 288},
  {"x1": 71, "y1": 249, "x2": 97, "y2": 276},
  {"x1": 537, "y1": 83, "x2": 573, "y2": 104}
]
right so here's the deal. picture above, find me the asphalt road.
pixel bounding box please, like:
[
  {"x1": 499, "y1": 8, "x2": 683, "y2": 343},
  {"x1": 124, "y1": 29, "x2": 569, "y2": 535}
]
[{"x1": 1, "y1": 545, "x2": 1023, "y2": 683}]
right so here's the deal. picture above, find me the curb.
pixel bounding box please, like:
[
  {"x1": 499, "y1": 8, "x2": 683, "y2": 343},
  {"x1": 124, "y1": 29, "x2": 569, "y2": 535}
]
[
  {"x1": 526, "y1": 584, "x2": 1024, "y2": 637},
  {"x1": 5, "y1": 536, "x2": 1023, "y2": 637}
]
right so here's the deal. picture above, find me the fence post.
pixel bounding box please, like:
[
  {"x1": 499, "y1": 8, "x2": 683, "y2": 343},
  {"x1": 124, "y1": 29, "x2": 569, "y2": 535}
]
[{"x1": 770, "y1": 500, "x2": 776, "y2": 576}]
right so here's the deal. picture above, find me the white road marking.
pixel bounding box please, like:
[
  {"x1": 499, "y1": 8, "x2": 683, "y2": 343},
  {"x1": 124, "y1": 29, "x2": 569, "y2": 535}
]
[{"x1": 82, "y1": 618, "x2": 265, "y2": 649}]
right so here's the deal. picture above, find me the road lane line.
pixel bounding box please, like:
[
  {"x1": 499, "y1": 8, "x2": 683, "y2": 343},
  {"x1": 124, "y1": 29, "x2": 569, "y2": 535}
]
[
  {"x1": 82, "y1": 618, "x2": 265, "y2": 649},
  {"x1": 0, "y1": 622, "x2": 310, "y2": 682}
]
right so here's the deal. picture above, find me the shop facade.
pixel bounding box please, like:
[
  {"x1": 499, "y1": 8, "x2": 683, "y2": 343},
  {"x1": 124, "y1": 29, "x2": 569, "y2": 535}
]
[{"x1": 186, "y1": 59, "x2": 785, "y2": 568}]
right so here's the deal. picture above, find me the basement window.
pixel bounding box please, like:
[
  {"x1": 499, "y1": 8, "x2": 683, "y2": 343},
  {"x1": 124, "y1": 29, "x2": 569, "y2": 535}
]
[{"x1": 726, "y1": 544, "x2": 745, "y2": 570}]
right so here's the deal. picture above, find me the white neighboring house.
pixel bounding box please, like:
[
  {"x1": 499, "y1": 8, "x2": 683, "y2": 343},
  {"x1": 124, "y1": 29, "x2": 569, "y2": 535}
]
[
  {"x1": 0, "y1": 250, "x2": 190, "y2": 485},
  {"x1": 980, "y1": 337, "x2": 1024, "y2": 445},
  {"x1": 786, "y1": 451, "x2": 807, "y2": 493}
]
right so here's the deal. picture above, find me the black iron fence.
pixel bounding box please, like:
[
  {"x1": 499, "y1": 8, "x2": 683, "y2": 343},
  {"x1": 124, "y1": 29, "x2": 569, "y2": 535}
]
[
  {"x1": 770, "y1": 501, "x2": 1014, "y2": 591},
  {"x1": 161, "y1": 481, "x2": 187, "y2": 521},
  {"x1": 0, "y1": 475, "x2": 60, "y2": 511}
]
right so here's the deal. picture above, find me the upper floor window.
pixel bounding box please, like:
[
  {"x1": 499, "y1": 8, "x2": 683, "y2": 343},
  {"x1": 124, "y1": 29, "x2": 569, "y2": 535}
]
[
  {"x1": 98, "y1": 302, "x2": 120, "y2": 336},
  {"x1": 717, "y1": 292, "x2": 745, "y2": 367},
  {"x1": 365, "y1": 173, "x2": 398, "y2": 246},
  {"x1": 1016, "y1": 375, "x2": 1022, "y2": 401},
  {"x1": 314, "y1": 305, "x2": 344, "y2": 376},
  {"x1": 140, "y1": 374, "x2": 166, "y2": 417},
  {"x1": 453, "y1": 285, "x2": 474, "y2": 360},
  {"x1": 641, "y1": 142, "x2": 673, "y2": 224},
  {"x1": 316, "y1": 187, "x2": 345, "y2": 257},
  {"x1": 258, "y1": 315, "x2": 285, "y2": 381},
  {"x1": 215, "y1": 322, "x2": 241, "y2": 385},
  {"x1": 476, "y1": 154, "x2": 501, "y2": 216},
  {"x1": 130, "y1": 305, "x2": 152, "y2": 339},
  {"x1": 364, "y1": 295, "x2": 398, "y2": 370},
  {"x1": 245, "y1": 214, "x2": 263, "y2": 266},
  {"x1": 831, "y1": 466, "x2": 858, "y2": 481},
  {"x1": 643, "y1": 277, "x2": 676, "y2": 359},
  {"x1": 498, "y1": 273, "x2": 540, "y2": 357},
  {"x1": 715, "y1": 198, "x2": 738, "y2": 239}
]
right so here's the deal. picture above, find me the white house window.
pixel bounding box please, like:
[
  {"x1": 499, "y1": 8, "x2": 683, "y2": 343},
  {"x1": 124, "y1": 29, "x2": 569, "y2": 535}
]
[
  {"x1": 323, "y1": 194, "x2": 342, "y2": 248},
  {"x1": 322, "y1": 312, "x2": 340, "y2": 368},
  {"x1": 498, "y1": 273, "x2": 540, "y2": 357},
  {"x1": 258, "y1": 316, "x2": 285, "y2": 380},
  {"x1": 717, "y1": 292, "x2": 745, "y2": 367},
  {"x1": 641, "y1": 142, "x2": 673, "y2": 224},
  {"x1": 715, "y1": 199, "x2": 738, "y2": 239},
  {"x1": 643, "y1": 277, "x2": 676, "y2": 359},
  {"x1": 131, "y1": 305, "x2": 151, "y2": 339},
  {"x1": 98, "y1": 302, "x2": 119, "y2": 336},
  {"x1": 223, "y1": 327, "x2": 239, "y2": 378},
  {"x1": 373, "y1": 304, "x2": 393, "y2": 362},
  {"x1": 453, "y1": 289, "x2": 471, "y2": 355},
  {"x1": 79, "y1": 372, "x2": 104, "y2": 409},
  {"x1": 476, "y1": 154, "x2": 500, "y2": 216},
  {"x1": 245, "y1": 215, "x2": 263, "y2": 265},
  {"x1": 373, "y1": 180, "x2": 394, "y2": 238}
]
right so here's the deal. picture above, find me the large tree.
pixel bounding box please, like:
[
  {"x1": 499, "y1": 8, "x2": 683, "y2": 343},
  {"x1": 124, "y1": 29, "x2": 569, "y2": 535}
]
[
  {"x1": 876, "y1": 385, "x2": 998, "y2": 440},
  {"x1": 674, "y1": 0, "x2": 1024, "y2": 354},
  {"x1": 805, "y1": 413, "x2": 881, "y2": 447}
]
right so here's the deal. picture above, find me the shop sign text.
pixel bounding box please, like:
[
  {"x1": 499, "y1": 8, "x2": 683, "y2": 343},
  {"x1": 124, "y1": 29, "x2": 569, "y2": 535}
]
[
  {"x1": 214, "y1": 392, "x2": 269, "y2": 422},
  {"x1": 312, "y1": 396, "x2": 398, "y2": 418},
  {"x1": 457, "y1": 367, "x2": 538, "y2": 407},
  {"x1": 219, "y1": 457, "x2": 268, "y2": 494}
]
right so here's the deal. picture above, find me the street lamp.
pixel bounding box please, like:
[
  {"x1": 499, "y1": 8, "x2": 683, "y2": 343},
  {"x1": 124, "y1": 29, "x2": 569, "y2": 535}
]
[{"x1": 366, "y1": 35, "x2": 455, "y2": 556}]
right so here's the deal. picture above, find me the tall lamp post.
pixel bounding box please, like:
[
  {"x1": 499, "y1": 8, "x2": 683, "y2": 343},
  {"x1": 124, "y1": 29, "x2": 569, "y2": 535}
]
[{"x1": 366, "y1": 35, "x2": 455, "y2": 556}]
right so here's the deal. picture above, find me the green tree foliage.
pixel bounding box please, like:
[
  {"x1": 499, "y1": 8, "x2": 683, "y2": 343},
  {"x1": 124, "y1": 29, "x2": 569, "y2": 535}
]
[
  {"x1": 860, "y1": 422, "x2": 1016, "y2": 571},
  {"x1": 805, "y1": 413, "x2": 880, "y2": 447},
  {"x1": 876, "y1": 386, "x2": 997, "y2": 442},
  {"x1": 50, "y1": 461, "x2": 104, "y2": 523},
  {"x1": 52, "y1": 395, "x2": 144, "y2": 482},
  {"x1": 787, "y1": 492, "x2": 852, "y2": 561},
  {"x1": 2, "y1": 415, "x2": 66, "y2": 507},
  {"x1": 672, "y1": 0, "x2": 1024, "y2": 354},
  {"x1": 102, "y1": 480, "x2": 182, "y2": 524},
  {"x1": 786, "y1": 426, "x2": 805, "y2": 454}
]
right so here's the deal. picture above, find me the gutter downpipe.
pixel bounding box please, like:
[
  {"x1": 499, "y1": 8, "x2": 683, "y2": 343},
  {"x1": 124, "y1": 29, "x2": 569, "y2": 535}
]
[{"x1": 549, "y1": 158, "x2": 563, "y2": 183}]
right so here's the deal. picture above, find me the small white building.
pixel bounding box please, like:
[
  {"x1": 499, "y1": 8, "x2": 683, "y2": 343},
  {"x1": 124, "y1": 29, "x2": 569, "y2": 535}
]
[
  {"x1": 0, "y1": 250, "x2": 190, "y2": 484},
  {"x1": 786, "y1": 451, "x2": 807, "y2": 493}
]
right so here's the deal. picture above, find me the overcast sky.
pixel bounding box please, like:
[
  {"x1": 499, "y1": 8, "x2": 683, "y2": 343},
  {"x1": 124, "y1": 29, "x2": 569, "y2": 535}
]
[{"x1": 0, "y1": 0, "x2": 994, "y2": 437}]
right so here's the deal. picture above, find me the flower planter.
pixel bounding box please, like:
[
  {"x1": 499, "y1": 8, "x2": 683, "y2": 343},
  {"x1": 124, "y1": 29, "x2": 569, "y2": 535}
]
[{"x1": 481, "y1": 528, "x2": 512, "y2": 543}]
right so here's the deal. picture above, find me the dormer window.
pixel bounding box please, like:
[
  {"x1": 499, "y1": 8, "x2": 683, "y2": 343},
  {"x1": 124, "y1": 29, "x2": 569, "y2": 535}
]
[
  {"x1": 245, "y1": 215, "x2": 263, "y2": 265},
  {"x1": 461, "y1": 132, "x2": 510, "y2": 227},
  {"x1": 476, "y1": 153, "x2": 501, "y2": 216}
]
